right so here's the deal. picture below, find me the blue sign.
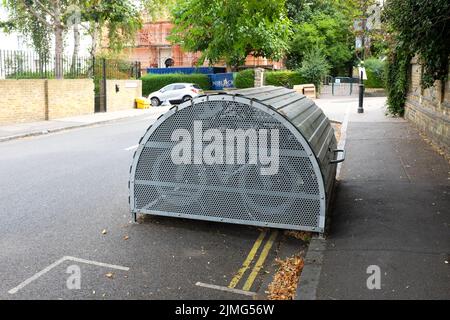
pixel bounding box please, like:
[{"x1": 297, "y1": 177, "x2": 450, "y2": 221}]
[{"x1": 208, "y1": 73, "x2": 234, "y2": 90}]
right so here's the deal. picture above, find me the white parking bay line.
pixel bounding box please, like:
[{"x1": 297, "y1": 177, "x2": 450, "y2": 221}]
[
  {"x1": 65, "y1": 256, "x2": 130, "y2": 271},
  {"x1": 8, "y1": 257, "x2": 67, "y2": 294},
  {"x1": 195, "y1": 282, "x2": 257, "y2": 297},
  {"x1": 124, "y1": 144, "x2": 139, "y2": 151},
  {"x1": 8, "y1": 256, "x2": 129, "y2": 294}
]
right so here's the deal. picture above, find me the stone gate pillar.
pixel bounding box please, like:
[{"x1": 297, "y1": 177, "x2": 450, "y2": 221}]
[{"x1": 254, "y1": 67, "x2": 265, "y2": 87}]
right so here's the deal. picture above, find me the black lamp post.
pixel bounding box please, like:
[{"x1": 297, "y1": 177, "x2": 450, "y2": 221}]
[
  {"x1": 357, "y1": 14, "x2": 367, "y2": 114},
  {"x1": 358, "y1": 70, "x2": 364, "y2": 113}
]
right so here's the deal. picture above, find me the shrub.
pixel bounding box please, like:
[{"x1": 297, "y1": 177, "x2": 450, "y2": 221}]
[
  {"x1": 298, "y1": 47, "x2": 330, "y2": 91},
  {"x1": 364, "y1": 57, "x2": 385, "y2": 88},
  {"x1": 264, "y1": 70, "x2": 305, "y2": 88},
  {"x1": 142, "y1": 73, "x2": 211, "y2": 96},
  {"x1": 234, "y1": 69, "x2": 255, "y2": 88},
  {"x1": 385, "y1": 49, "x2": 412, "y2": 116},
  {"x1": 6, "y1": 72, "x2": 53, "y2": 79}
]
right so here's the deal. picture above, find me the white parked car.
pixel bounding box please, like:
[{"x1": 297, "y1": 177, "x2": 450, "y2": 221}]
[{"x1": 148, "y1": 83, "x2": 204, "y2": 106}]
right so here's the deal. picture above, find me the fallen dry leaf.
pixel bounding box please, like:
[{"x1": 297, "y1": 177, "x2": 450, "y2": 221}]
[
  {"x1": 123, "y1": 235, "x2": 129, "y2": 240},
  {"x1": 284, "y1": 231, "x2": 312, "y2": 243},
  {"x1": 105, "y1": 272, "x2": 114, "y2": 279},
  {"x1": 267, "y1": 255, "x2": 304, "y2": 300},
  {"x1": 101, "y1": 229, "x2": 107, "y2": 235}
]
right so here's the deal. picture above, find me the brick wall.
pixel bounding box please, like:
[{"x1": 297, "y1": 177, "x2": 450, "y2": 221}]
[
  {"x1": 47, "y1": 79, "x2": 94, "y2": 119},
  {"x1": 0, "y1": 80, "x2": 47, "y2": 124},
  {"x1": 105, "y1": 80, "x2": 142, "y2": 112},
  {"x1": 0, "y1": 79, "x2": 94, "y2": 125},
  {"x1": 405, "y1": 56, "x2": 450, "y2": 156}
]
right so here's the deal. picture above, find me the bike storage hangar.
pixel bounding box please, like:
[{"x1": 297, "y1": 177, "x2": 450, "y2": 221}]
[{"x1": 129, "y1": 86, "x2": 344, "y2": 233}]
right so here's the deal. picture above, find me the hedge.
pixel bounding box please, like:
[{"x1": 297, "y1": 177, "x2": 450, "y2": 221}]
[
  {"x1": 234, "y1": 69, "x2": 255, "y2": 88},
  {"x1": 142, "y1": 73, "x2": 211, "y2": 96},
  {"x1": 264, "y1": 71, "x2": 305, "y2": 88},
  {"x1": 235, "y1": 69, "x2": 306, "y2": 89},
  {"x1": 364, "y1": 58, "x2": 385, "y2": 88},
  {"x1": 365, "y1": 69, "x2": 385, "y2": 88}
]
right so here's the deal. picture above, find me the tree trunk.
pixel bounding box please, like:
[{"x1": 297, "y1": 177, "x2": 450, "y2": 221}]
[
  {"x1": 54, "y1": 26, "x2": 64, "y2": 79},
  {"x1": 53, "y1": 0, "x2": 63, "y2": 79},
  {"x1": 71, "y1": 23, "x2": 80, "y2": 75},
  {"x1": 91, "y1": 25, "x2": 99, "y2": 58},
  {"x1": 87, "y1": 24, "x2": 99, "y2": 78}
]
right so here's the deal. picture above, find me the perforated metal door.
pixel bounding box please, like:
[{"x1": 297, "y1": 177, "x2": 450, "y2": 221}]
[{"x1": 130, "y1": 96, "x2": 327, "y2": 232}]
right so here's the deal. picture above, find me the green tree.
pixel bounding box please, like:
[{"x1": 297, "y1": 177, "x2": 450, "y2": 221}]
[
  {"x1": 285, "y1": 0, "x2": 358, "y2": 75},
  {"x1": 1, "y1": 1, "x2": 147, "y2": 77},
  {"x1": 298, "y1": 47, "x2": 330, "y2": 91},
  {"x1": 78, "y1": 0, "x2": 143, "y2": 57},
  {"x1": 0, "y1": 3, "x2": 52, "y2": 68},
  {"x1": 169, "y1": 0, "x2": 291, "y2": 69}
]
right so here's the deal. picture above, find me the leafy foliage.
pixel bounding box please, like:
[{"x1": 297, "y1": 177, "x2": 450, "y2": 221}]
[
  {"x1": 384, "y1": 0, "x2": 450, "y2": 88},
  {"x1": 264, "y1": 70, "x2": 305, "y2": 88},
  {"x1": 382, "y1": 0, "x2": 450, "y2": 115},
  {"x1": 1, "y1": 0, "x2": 145, "y2": 58},
  {"x1": 385, "y1": 49, "x2": 412, "y2": 116},
  {"x1": 363, "y1": 57, "x2": 385, "y2": 88},
  {"x1": 298, "y1": 47, "x2": 330, "y2": 91},
  {"x1": 0, "y1": 2, "x2": 52, "y2": 59},
  {"x1": 285, "y1": 0, "x2": 314, "y2": 25},
  {"x1": 142, "y1": 73, "x2": 211, "y2": 96},
  {"x1": 81, "y1": 0, "x2": 143, "y2": 53},
  {"x1": 235, "y1": 69, "x2": 306, "y2": 89},
  {"x1": 169, "y1": 0, "x2": 291, "y2": 68},
  {"x1": 285, "y1": 0, "x2": 358, "y2": 75},
  {"x1": 234, "y1": 69, "x2": 255, "y2": 88}
]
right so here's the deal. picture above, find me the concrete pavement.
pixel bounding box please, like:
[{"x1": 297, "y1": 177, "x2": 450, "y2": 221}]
[
  {"x1": 298, "y1": 96, "x2": 450, "y2": 299},
  {"x1": 0, "y1": 107, "x2": 171, "y2": 142}
]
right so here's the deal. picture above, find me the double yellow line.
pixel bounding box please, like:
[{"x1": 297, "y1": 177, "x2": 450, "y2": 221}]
[{"x1": 228, "y1": 229, "x2": 279, "y2": 291}]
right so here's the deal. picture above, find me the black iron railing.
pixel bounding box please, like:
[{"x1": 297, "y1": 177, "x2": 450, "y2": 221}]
[
  {"x1": 0, "y1": 50, "x2": 92, "y2": 79},
  {"x1": 0, "y1": 50, "x2": 142, "y2": 80}
]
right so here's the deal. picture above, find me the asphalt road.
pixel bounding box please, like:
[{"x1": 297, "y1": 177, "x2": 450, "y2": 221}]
[{"x1": 0, "y1": 110, "x2": 305, "y2": 300}]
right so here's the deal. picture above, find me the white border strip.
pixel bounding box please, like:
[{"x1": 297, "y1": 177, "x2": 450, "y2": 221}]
[
  {"x1": 8, "y1": 256, "x2": 129, "y2": 294},
  {"x1": 65, "y1": 256, "x2": 130, "y2": 271},
  {"x1": 124, "y1": 144, "x2": 139, "y2": 151}
]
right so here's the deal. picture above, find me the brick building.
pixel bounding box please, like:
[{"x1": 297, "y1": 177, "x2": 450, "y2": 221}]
[{"x1": 121, "y1": 19, "x2": 284, "y2": 71}]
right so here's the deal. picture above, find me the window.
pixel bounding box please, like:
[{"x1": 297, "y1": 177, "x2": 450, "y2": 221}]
[
  {"x1": 174, "y1": 85, "x2": 185, "y2": 90},
  {"x1": 160, "y1": 85, "x2": 174, "y2": 92}
]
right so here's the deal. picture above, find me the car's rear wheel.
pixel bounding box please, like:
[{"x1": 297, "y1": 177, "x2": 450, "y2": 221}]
[
  {"x1": 182, "y1": 95, "x2": 192, "y2": 102},
  {"x1": 150, "y1": 97, "x2": 160, "y2": 106}
]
